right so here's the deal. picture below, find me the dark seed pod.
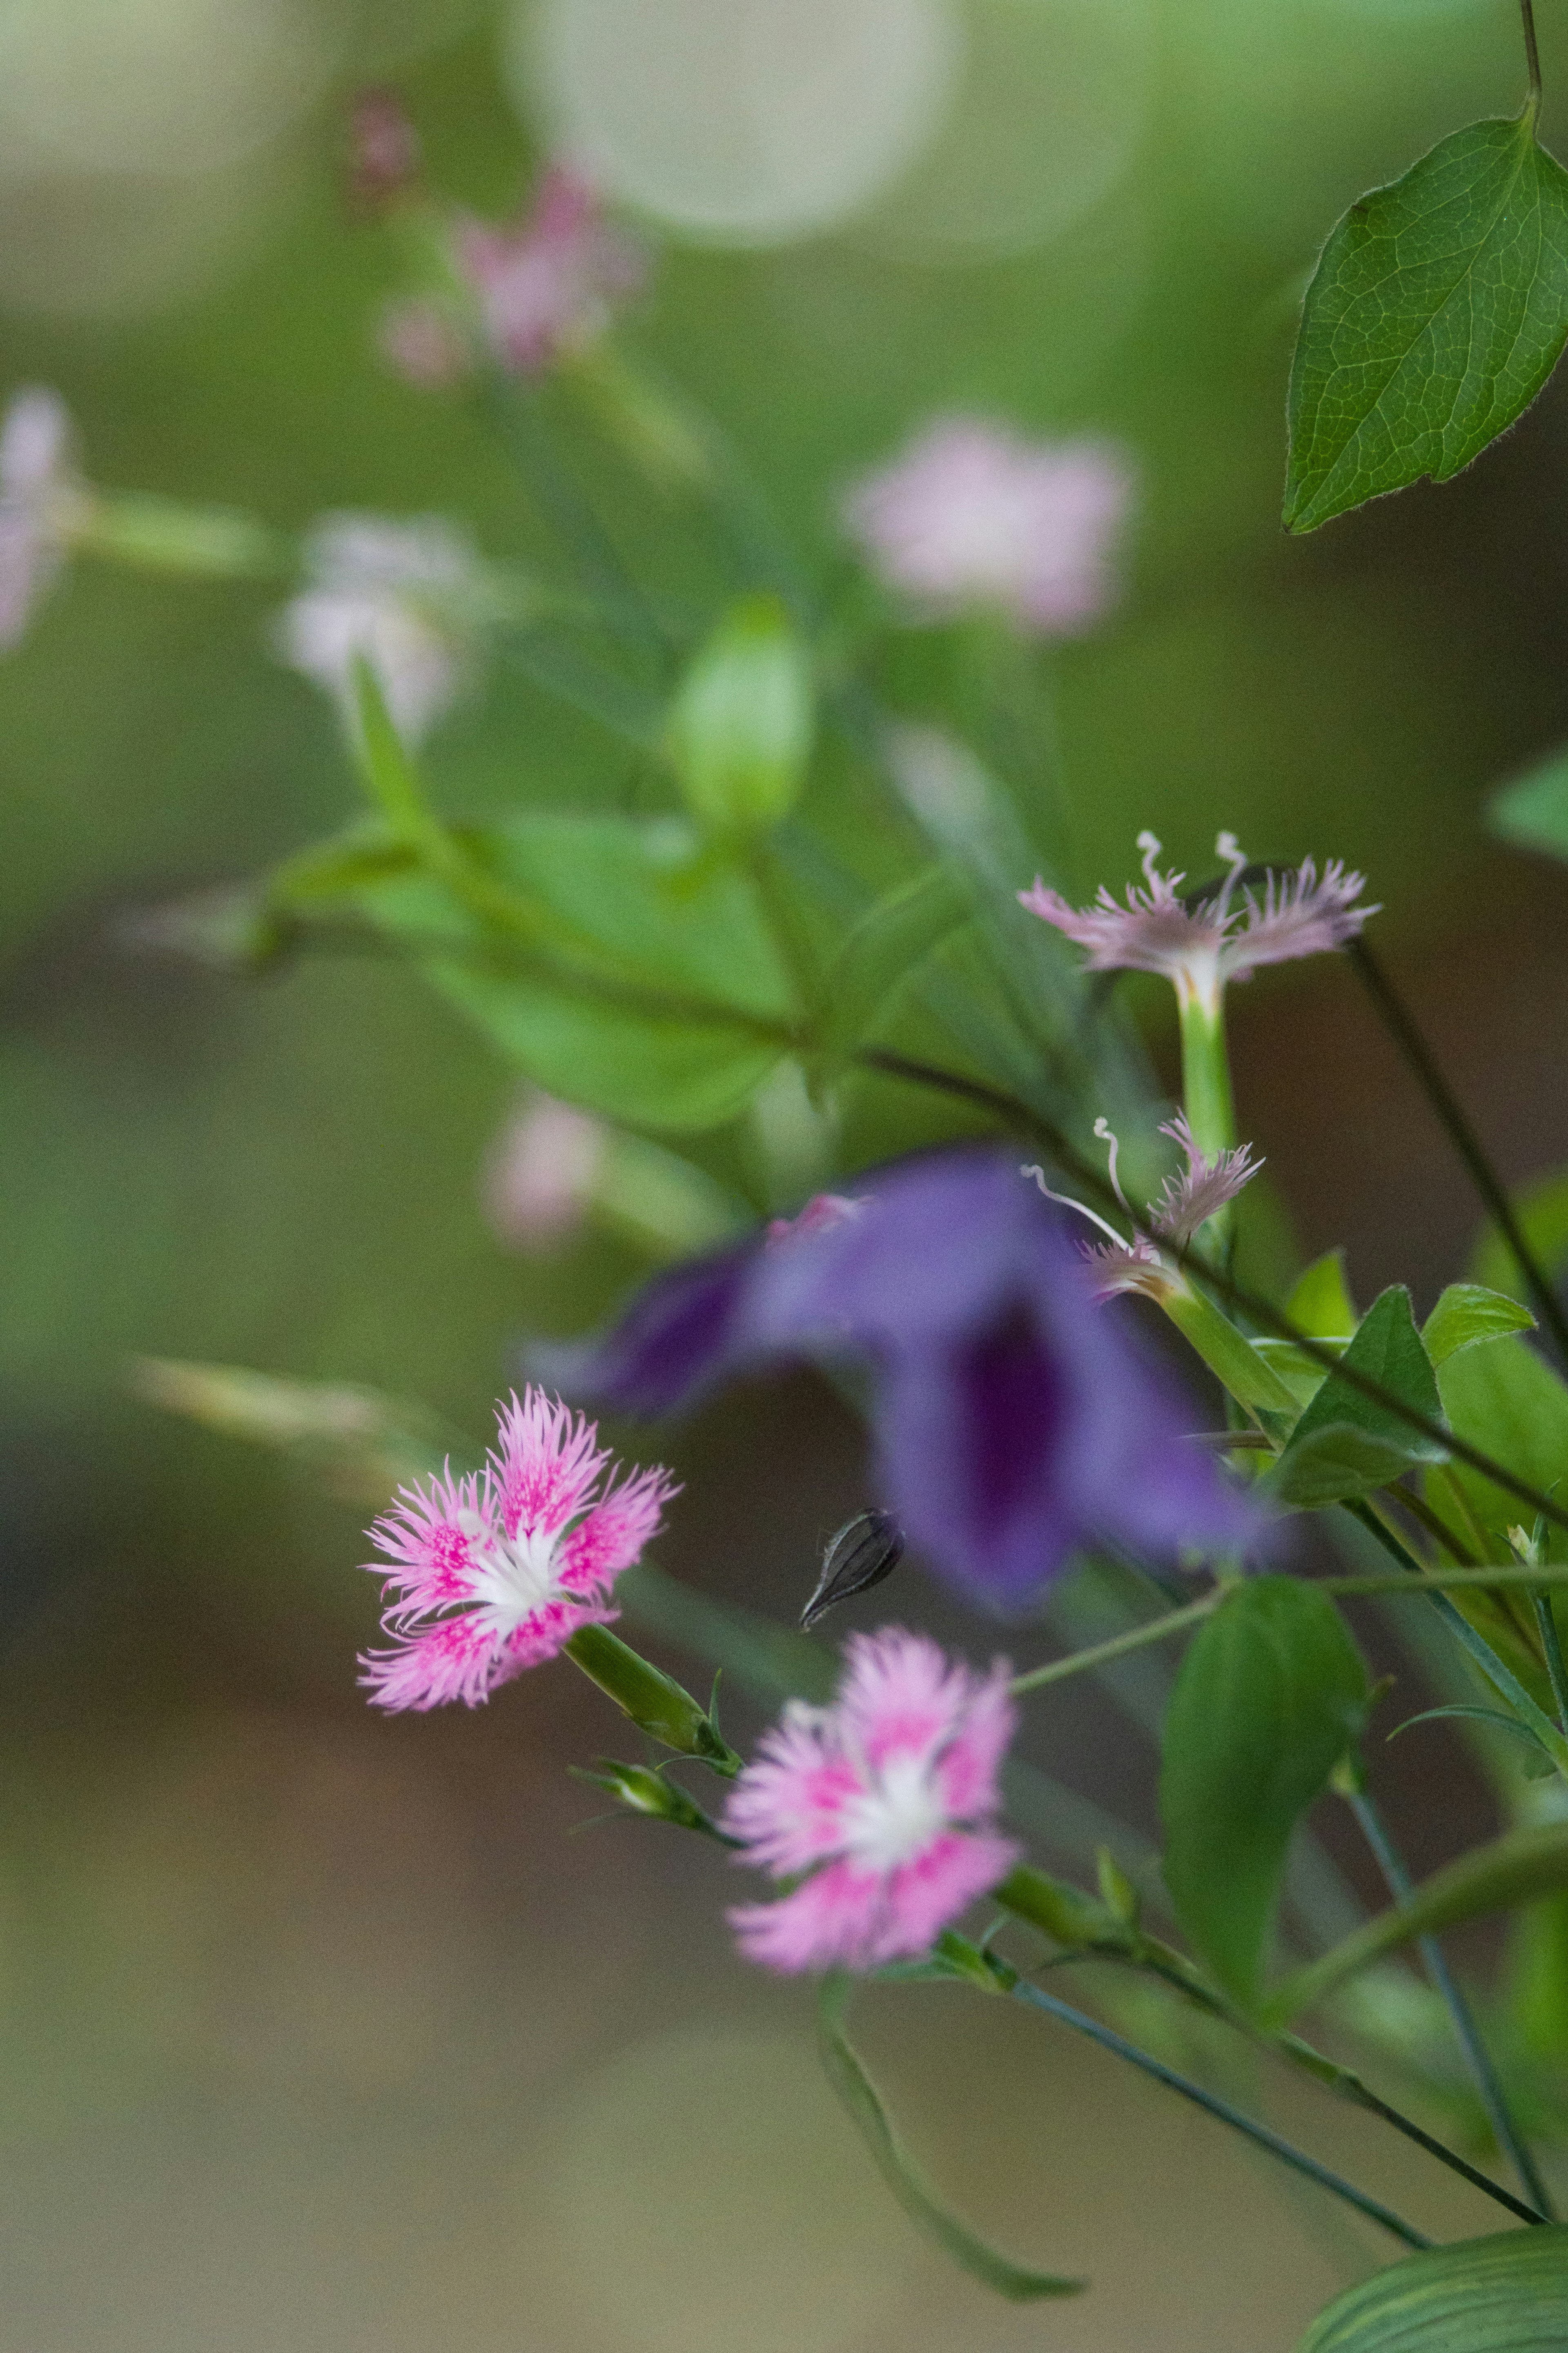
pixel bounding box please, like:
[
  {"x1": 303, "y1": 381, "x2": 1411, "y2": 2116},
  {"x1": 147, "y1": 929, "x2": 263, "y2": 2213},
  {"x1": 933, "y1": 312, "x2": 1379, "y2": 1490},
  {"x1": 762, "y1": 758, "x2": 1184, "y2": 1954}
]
[{"x1": 800, "y1": 1510, "x2": 905, "y2": 1631}]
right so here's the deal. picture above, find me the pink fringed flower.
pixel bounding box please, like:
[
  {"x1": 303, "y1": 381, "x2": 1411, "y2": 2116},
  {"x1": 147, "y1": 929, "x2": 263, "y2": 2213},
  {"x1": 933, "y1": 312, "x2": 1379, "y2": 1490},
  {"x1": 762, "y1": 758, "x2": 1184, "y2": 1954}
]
[
  {"x1": 0, "y1": 387, "x2": 89, "y2": 652},
  {"x1": 723, "y1": 1628, "x2": 1019, "y2": 1974},
  {"x1": 360, "y1": 1388, "x2": 676, "y2": 1711},
  {"x1": 841, "y1": 416, "x2": 1133, "y2": 637},
  {"x1": 457, "y1": 165, "x2": 645, "y2": 379},
  {"x1": 1026, "y1": 1111, "x2": 1263, "y2": 1297},
  {"x1": 1020, "y1": 830, "x2": 1375, "y2": 1013}
]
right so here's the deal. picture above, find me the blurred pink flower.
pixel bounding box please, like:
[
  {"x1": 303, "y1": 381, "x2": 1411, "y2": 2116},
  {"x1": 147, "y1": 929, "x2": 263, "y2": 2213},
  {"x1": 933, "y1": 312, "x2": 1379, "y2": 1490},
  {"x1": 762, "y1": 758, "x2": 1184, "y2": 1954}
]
[
  {"x1": 765, "y1": 1192, "x2": 868, "y2": 1247},
  {"x1": 482, "y1": 1093, "x2": 608, "y2": 1253},
  {"x1": 841, "y1": 416, "x2": 1134, "y2": 636},
  {"x1": 454, "y1": 165, "x2": 645, "y2": 379},
  {"x1": 377, "y1": 297, "x2": 474, "y2": 391},
  {"x1": 346, "y1": 88, "x2": 422, "y2": 214},
  {"x1": 361, "y1": 1387, "x2": 676, "y2": 1711},
  {"x1": 274, "y1": 511, "x2": 481, "y2": 745},
  {"x1": 0, "y1": 387, "x2": 88, "y2": 651},
  {"x1": 1020, "y1": 829, "x2": 1375, "y2": 1013},
  {"x1": 723, "y1": 1627, "x2": 1018, "y2": 1973}
]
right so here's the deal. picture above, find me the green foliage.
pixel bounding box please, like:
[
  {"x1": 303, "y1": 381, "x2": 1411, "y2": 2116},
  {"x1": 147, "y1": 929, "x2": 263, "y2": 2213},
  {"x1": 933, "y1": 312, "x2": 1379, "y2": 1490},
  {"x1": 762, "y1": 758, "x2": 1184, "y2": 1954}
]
[
  {"x1": 563, "y1": 1624, "x2": 742, "y2": 1773},
  {"x1": 1287, "y1": 1249, "x2": 1359, "y2": 1339},
  {"x1": 816, "y1": 1976, "x2": 1082, "y2": 2302},
  {"x1": 1491, "y1": 745, "x2": 1568, "y2": 864},
  {"x1": 1434, "y1": 1333, "x2": 1568, "y2": 1538},
  {"x1": 1423, "y1": 1284, "x2": 1537, "y2": 1366},
  {"x1": 1285, "y1": 113, "x2": 1568, "y2": 533},
  {"x1": 815, "y1": 864, "x2": 974, "y2": 1063},
  {"x1": 1160, "y1": 1578, "x2": 1369, "y2": 2007},
  {"x1": 1265, "y1": 1286, "x2": 1447, "y2": 1508},
  {"x1": 1471, "y1": 1163, "x2": 1568, "y2": 1305},
  {"x1": 666, "y1": 593, "x2": 815, "y2": 835},
  {"x1": 1271, "y1": 1818, "x2": 1568, "y2": 2023},
  {"x1": 1295, "y1": 2227, "x2": 1568, "y2": 2352}
]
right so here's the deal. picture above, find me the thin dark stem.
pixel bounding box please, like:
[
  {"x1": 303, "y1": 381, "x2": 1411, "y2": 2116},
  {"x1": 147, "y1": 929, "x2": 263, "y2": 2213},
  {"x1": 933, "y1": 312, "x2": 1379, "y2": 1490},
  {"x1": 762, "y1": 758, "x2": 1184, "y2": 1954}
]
[
  {"x1": 1009, "y1": 1980, "x2": 1432, "y2": 2250},
  {"x1": 1347, "y1": 938, "x2": 1568, "y2": 1371},
  {"x1": 1348, "y1": 1786, "x2": 1555, "y2": 2220},
  {"x1": 1523, "y1": 0, "x2": 1544, "y2": 109},
  {"x1": 1535, "y1": 1592, "x2": 1568, "y2": 1733},
  {"x1": 855, "y1": 1046, "x2": 1568, "y2": 1541}
]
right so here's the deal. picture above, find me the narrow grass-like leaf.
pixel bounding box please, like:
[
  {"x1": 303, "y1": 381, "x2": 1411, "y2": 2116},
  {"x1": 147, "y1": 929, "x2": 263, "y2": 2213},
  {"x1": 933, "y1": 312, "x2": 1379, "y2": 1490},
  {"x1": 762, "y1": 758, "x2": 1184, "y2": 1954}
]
[
  {"x1": 1286, "y1": 113, "x2": 1568, "y2": 533},
  {"x1": 1295, "y1": 2224, "x2": 1568, "y2": 2352},
  {"x1": 817, "y1": 1975, "x2": 1082, "y2": 2301}
]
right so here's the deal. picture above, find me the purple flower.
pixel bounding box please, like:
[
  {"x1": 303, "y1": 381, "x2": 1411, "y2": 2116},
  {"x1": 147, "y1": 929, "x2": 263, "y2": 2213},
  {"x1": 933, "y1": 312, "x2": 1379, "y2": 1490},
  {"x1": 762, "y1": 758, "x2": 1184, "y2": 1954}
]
[
  {"x1": 546, "y1": 1151, "x2": 1263, "y2": 1610},
  {"x1": 840, "y1": 416, "x2": 1134, "y2": 637}
]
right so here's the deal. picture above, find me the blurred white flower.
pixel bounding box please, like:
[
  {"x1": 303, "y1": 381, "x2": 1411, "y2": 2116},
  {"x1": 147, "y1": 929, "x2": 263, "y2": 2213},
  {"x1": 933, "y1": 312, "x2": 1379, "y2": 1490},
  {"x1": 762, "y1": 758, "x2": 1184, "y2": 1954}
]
[
  {"x1": 840, "y1": 415, "x2": 1134, "y2": 636},
  {"x1": 481, "y1": 1092, "x2": 608, "y2": 1252},
  {"x1": 274, "y1": 513, "x2": 481, "y2": 745},
  {"x1": 0, "y1": 386, "x2": 90, "y2": 650}
]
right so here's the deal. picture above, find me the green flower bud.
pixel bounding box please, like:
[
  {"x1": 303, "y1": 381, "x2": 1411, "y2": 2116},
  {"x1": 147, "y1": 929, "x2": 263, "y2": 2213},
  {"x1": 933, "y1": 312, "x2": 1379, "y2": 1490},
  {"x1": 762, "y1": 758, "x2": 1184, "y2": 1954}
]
[
  {"x1": 565, "y1": 1624, "x2": 742, "y2": 1775},
  {"x1": 666, "y1": 594, "x2": 814, "y2": 836},
  {"x1": 575, "y1": 1758, "x2": 727, "y2": 1838}
]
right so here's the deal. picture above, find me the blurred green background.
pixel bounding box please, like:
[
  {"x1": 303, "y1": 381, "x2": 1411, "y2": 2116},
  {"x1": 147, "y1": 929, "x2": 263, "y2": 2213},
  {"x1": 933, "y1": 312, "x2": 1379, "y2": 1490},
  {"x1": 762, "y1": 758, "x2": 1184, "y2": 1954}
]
[{"x1": 5, "y1": 1, "x2": 1568, "y2": 2344}]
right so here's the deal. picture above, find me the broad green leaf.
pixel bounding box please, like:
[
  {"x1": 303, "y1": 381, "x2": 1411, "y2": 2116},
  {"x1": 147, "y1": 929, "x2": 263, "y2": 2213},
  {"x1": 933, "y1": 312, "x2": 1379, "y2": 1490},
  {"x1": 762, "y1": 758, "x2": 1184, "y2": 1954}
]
[
  {"x1": 1285, "y1": 113, "x2": 1568, "y2": 534},
  {"x1": 1423, "y1": 1283, "x2": 1537, "y2": 1366},
  {"x1": 1266, "y1": 1423, "x2": 1425, "y2": 1512},
  {"x1": 1160, "y1": 1578, "x2": 1369, "y2": 2007},
  {"x1": 1287, "y1": 1249, "x2": 1358, "y2": 1341},
  {"x1": 666, "y1": 593, "x2": 815, "y2": 835},
  {"x1": 1295, "y1": 2226, "x2": 1568, "y2": 2353},
  {"x1": 1471, "y1": 1163, "x2": 1568, "y2": 1304},
  {"x1": 1270, "y1": 1818, "x2": 1568, "y2": 2023},
  {"x1": 1433, "y1": 1333, "x2": 1568, "y2": 1537},
  {"x1": 817, "y1": 1976, "x2": 1082, "y2": 2302},
  {"x1": 1265, "y1": 1286, "x2": 1447, "y2": 1505},
  {"x1": 817, "y1": 864, "x2": 973, "y2": 1059},
  {"x1": 1491, "y1": 745, "x2": 1568, "y2": 865}
]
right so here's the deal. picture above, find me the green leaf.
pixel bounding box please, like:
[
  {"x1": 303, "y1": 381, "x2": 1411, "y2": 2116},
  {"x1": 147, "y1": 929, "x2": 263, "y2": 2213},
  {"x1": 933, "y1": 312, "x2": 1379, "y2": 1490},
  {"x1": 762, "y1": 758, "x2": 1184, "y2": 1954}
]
[
  {"x1": 1472, "y1": 1163, "x2": 1568, "y2": 1304},
  {"x1": 817, "y1": 1976, "x2": 1082, "y2": 2302},
  {"x1": 1270, "y1": 1818, "x2": 1568, "y2": 2023},
  {"x1": 1490, "y1": 745, "x2": 1568, "y2": 866},
  {"x1": 1287, "y1": 1249, "x2": 1358, "y2": 1341},
  {"x1": 1434, "y1": 1334, "x2": 1568, "y2": 1537},
  {"x1": 1160, "y1": 1578, "x2": 1369, "y2": 2007},
  {"x1": 666, "y1": 593, "x2": 815, "y2": 835},
  {"x1": 1295, "y1": 2226, "x2": 1568, "y2": 2353},
  {"x1": 1264, "y1": 1286, "x2": 1448, "y2": 1505},
  {"x1": 817, "y1": 864, "x2": 973, "y2": 1060},
  {"x1": 1388, "y1": 1702, "x2": 1557, "y2": 1770},
  {"x1": 1285, "y1": 113, "x2": 1568, "y2": 533},
  {"x1": 1423, "y1": 1283, "x2": 1537, "y2": 1366}
]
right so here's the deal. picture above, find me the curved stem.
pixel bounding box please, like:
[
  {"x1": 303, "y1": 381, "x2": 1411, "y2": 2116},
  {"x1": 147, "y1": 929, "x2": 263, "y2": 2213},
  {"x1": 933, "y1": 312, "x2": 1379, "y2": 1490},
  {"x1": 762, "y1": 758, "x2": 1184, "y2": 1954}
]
[
  {"x1": 1523, "y1": 0, "x2": 1544, "y2": 111},
  {"x1": 1011, "y1": 1595, "x2": 1219, "y2": 1695},
  {"x1": 1348, "y1": 1785, "x2": 1555, "y2": 2219},
  {"x1": 1009, "y1": 1980, "x2": 1432, "y2": 2250}
]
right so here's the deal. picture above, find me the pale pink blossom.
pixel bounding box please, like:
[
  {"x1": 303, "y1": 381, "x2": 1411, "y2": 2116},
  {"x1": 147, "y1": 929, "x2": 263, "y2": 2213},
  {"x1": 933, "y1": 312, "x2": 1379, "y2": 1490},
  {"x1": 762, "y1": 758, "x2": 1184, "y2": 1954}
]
[
  {"x1": 274, "y1": 512, "x2": 481, "y2": 745},
  {"x1": 361, "y1": 1388, "x2": 676, "y2": 1711},
  {"x1": 723, "y1": 1628, "x2": 1018, "y2": 1973},
  {"x1": 840, "y1": 417, "x2": 1133, "y2": 637},
  {"x1": 346, "y1": 89, "x2": 421, "y2": 214},
  {"x1": 1025, "y1": 1110, "x2": 1263, "y2": 1298},
  {"x1": 765, "y1": 1193, "x2": 869, "y2": 1248},
  {"x1": 455, "y1": 166, "x2": 645, "y2": 379},
  {"x1": 1020, "y1": 830, "x2": 1375, "y2": 1013},
  {"x1": 377, "y1": 298, "x2": 474, "y2": 391},
  {"x1": 482, "y1": 1093, "x2": 608, "y2": 1253},
  {"x1": 0, "y1": 387, "x2": 89, "y2": 651}
]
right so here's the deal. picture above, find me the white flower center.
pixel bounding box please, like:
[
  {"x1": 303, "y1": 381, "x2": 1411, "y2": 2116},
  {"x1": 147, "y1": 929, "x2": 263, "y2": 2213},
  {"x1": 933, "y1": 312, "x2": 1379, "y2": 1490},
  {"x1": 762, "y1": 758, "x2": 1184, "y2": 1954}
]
[
  {"x1": 841, "y1": 1751, "x2": 948, "y2": 1874},
  {"x1": 460, "y1": 1512, "x2": 569, "y2": 1642}
]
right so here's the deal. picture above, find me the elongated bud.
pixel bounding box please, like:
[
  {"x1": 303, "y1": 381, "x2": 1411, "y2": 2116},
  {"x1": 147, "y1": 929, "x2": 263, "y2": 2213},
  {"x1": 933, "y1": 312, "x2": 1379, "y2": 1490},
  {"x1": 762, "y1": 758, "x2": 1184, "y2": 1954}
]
[
  {"x1": 800, "y1": 1509, "x2": 905, "y2": 1630},
  {"x1": 564, "y1": 1624, "x2": 742, "y2": 1774},
  {"x1": 574, "y1": 1758, "x2": 729, "y2": 1837},
  {"x1": 1096, "y1": 1846, "x2": 1142, "y2": 1931},
  {"x1": 78, "y1": 493, "x2": 283, "y2": 580},
  {"x1": 666, "y1": 594, "x2": 814, "y2": 836},
  {"x1": 994, "y1": 1862, "x2": 1111, "y2": 1949}
]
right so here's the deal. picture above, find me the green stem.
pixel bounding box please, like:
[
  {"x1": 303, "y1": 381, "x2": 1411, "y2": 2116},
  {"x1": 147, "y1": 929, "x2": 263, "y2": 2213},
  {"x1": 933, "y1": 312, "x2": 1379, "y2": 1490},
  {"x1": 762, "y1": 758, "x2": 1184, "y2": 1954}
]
[
  {"x1": 1348, "y1": 1785, "x2": 1554, "y2": 2219},
  {"x1": 1009, "y1": 1980, "x2": 1432, "y2": 2250},
  {"x1": 1325, "y1": 1564, "x2": 1568, "y2": 1597},
  {"x1": 1523, "y1": 0, "x2": 1544, "y2": 111},
  {"x1": 1535, "y1": 1593, "x2": 1568, "y2": 1734},
  {"x1": 1011, "y1": 1596, "x2": 1219, "y2": 1695}
]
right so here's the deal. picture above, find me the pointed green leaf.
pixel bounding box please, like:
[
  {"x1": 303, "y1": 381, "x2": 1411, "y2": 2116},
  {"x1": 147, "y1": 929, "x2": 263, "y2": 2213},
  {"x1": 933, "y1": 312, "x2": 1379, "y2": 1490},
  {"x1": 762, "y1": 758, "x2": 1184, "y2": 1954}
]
[
  {"x1": 1160, "y1": 1578, "x2": 1369, "y2": 2008},
  {"x1": 1287, "y1": 1249, "x2": 1358, "y2": 1341},
  {"x1": 1285, "y1": 113, "x2": 1568, "y2": 533},
  {"x1": 1267, "y1": 1286, "x2": 1447, "y2": 1508},
  {"x1": 817, "y1": 864, "x2": 973, "y2": 1059},
  {"x1": 1423, "y1": 1283, "x2": 1536, "y2": 1367},
  {"x1": 1434, "y1": 1333, "x2": 1568, "y2": 1537},
  {"x1": 1388, "y1": 1702, "x2": 1557, "y2": 1768},
  {"x1": 1270, "y1": 1818, "x2": 1568, "y2": 2023},
  {"x1": 1266, "y1": 1423, "x2": 1425, "y2": 1511},
  {"x1": 1471, "y1": 1162, "x2": 1568, "y2": 1303},
  {"x1": 817, "y1": 1976, "x2": 1082, "y2": 2302},
  {"x1": 1296, "y1": 2226, "x2": 1568, "y2": 2353},
  {"x1": 1491, "y1": 744, "x2": 1568, "y2": 865}
]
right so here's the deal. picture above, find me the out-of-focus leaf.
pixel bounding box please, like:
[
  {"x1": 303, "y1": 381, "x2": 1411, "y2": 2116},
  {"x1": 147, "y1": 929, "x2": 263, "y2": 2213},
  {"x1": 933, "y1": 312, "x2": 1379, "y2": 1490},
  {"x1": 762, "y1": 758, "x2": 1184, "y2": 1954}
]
[
  {"x1": 817, "y1": 864, "x2": 973, "y2": 1060},
  {"x1": 1432, "y1": 1334, "x2": 1568, "y2": 1537},
  {"x1": 1266, "y1": 1424, "x2": 1424, "y2": 1511},
  {"x1": 1285, "y1": 114, "x2": 1568, "y2": 533},
  {"x1": 1160, "y1": 1577, "x2": 1369, "y2": 2008},
  {"x1": 1287, "y1": 1249, "x2": 1358, "y2": 1340},
  {"x1": 1294, "y1": 2226, "x2": 1568, "y2": 2352},
  {"x1": 1491, "y1": 747, "x2": 1568, "y2": 865},
  {"x1": 1270, "y1": 1819, "x2": 1568, "y2": 2022},
  {"x1": 817, "y1": 1976, "x2": 1082, "y2": 2302},
  {"x1": 1423, "y1": 1284, "x2": 1536, "y2": 1367},
  {"x1": 1471, "y1": 1163, "x2": 1568, "y2": 1304},
  {"x1": 129, "y1": 1357, "x2": 448, "y2": 1500},
  {"x1": 1264, "y1": 1287, "x2": 1446, "y2": 1505},
  {"x1": 666, "y1": 593, "x2": 815, "y2": 835},
  {"x1": 1388, "y1": 1702, "x2": 1557, "y2": 1773}
]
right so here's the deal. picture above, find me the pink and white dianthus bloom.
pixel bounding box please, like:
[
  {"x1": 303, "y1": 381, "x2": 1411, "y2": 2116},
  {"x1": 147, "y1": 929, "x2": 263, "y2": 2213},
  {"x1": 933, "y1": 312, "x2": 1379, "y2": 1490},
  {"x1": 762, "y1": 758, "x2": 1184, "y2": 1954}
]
[
  {"x1": 274, "y1": 512, "x2": 483, "y2": 746},
  {"x1": 1027, "y1": 1111, "x2": 1262, "y2": 1300},
  {"x1": 360, "y1": 1388, "x2": 676, "y2": 1711},
  {"x1": 0, "y1": 387, "x2": 91, "y2": 652},
  {"x1": 1021, "y1": 829, "x2": 1376, "y2": 1017},
  {"x1": 723, "y1": 1628, "x2": 1020, "y2": 1974},
  {"x1": 840, "y1": 416, "x2": 1134, "y2": 638}
]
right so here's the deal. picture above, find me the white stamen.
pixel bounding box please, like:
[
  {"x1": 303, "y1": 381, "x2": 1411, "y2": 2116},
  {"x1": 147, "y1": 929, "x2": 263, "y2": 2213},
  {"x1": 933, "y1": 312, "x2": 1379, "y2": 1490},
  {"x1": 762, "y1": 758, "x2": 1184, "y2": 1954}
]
[
  {"x1": 1136, "y1": 829, "x2": 1163, "y2": 889},
  {"x1": 1021, "y1": 1163, "x2": 1129, "y2": 1249},
  {"x1": 1213, "y1": 829, "x2": 1249, "y2": 925},
  {"x1": 1093, "y1": 1116, "x2": 1133, "y2": 1215}
]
